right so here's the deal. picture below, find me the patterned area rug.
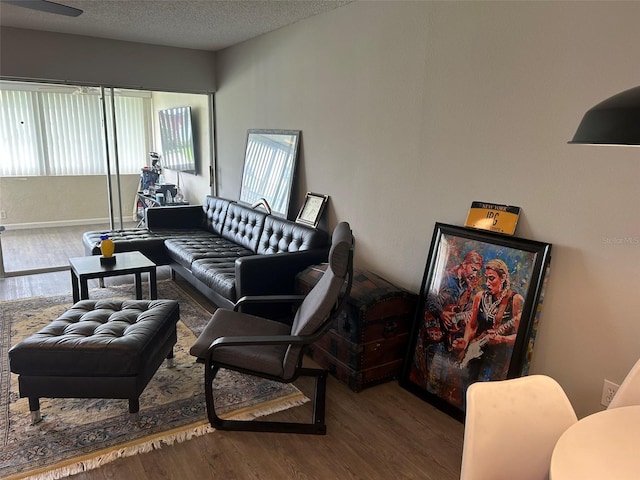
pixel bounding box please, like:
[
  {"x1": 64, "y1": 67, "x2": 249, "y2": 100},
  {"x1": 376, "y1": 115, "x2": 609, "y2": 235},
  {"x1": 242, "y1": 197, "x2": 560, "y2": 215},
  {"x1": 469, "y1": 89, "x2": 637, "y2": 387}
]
[{"x1": 1, "y1": 281, "x2": 308, "y2": 480}]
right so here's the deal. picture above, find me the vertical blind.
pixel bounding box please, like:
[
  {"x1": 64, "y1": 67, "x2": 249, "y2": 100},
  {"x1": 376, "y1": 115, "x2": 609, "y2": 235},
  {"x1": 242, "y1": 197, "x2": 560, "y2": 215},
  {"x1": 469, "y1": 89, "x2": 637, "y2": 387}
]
[{"x1": 0, "y1": 88, "x2": 149, "y2": 177}]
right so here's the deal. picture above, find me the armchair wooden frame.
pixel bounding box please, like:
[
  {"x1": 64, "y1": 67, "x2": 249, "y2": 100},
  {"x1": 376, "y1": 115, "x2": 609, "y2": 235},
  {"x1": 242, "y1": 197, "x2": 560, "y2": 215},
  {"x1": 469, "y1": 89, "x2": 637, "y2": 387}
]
[
  {"x1": 201, "y1": 231, "x2": 354, "y2": 435},
  {"x1": 204, "y1": 300, "x2": 329, "y2": 434}
]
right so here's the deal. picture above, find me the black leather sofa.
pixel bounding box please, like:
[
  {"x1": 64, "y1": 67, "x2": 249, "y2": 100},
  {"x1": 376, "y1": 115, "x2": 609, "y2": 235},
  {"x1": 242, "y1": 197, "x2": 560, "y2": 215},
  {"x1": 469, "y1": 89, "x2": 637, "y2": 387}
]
[{"x1": 83, "y1": 196, "x2": 330, "y2": 309}]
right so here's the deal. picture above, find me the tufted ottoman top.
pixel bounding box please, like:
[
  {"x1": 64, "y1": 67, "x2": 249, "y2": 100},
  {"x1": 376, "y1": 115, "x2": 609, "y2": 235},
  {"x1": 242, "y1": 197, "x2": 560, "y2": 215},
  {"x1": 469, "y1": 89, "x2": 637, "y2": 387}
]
[{"x1": 9, "y1": 299, "x2": 180, "y2": 377}]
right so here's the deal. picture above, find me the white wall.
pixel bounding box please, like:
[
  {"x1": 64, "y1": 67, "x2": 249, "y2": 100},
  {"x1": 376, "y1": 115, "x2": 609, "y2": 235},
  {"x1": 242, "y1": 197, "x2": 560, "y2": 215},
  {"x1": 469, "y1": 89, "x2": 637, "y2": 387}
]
[
  {"x1": 0, "y1": 27, "x2": 216, "y2": 92},
  {"x1": 214, "y1": 0, "x2": 640, "y2": 417},
  {"x1": 0, "y1": 175, "x2": 139, "y2": 227}
]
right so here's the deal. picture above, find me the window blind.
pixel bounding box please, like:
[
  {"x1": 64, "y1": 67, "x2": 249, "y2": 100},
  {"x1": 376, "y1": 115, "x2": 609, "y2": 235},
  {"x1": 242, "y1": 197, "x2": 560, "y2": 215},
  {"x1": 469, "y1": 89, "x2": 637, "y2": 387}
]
[{"x1": 0, "y1": 88, "x2": 149, "y2": 177}]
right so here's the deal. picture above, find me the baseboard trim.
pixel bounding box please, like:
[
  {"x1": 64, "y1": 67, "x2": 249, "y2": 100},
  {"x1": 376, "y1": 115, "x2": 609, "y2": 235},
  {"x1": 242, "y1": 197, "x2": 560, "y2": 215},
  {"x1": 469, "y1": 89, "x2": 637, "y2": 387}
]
[
  {"x1": 1, "y1": 265, "x2": 69, "y2": 278},
  {"x1": 1, "y1": 218, "x2": 137, "y2": 231}
]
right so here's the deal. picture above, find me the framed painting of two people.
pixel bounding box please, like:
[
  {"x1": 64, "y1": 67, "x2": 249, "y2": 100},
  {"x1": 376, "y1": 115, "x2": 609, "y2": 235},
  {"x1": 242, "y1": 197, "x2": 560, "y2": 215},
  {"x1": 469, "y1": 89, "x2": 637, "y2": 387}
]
[{"x1": 400, "y1": 223, "x2": 551, "y2": 421}]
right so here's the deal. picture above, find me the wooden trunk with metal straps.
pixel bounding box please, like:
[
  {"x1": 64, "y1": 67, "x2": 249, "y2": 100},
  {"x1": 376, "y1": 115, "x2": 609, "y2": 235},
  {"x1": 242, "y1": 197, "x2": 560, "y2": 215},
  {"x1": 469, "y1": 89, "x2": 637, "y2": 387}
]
[{"x1": 296, "y1": 265, "x2": 417, "y2": 392}]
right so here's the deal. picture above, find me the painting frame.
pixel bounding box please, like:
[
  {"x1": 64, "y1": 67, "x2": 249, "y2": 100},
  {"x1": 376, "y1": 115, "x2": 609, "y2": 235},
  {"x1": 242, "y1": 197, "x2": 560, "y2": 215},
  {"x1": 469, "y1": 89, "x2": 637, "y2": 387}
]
[{"x1": 399, "y1": 223, "x2": 552, "y2": 421}]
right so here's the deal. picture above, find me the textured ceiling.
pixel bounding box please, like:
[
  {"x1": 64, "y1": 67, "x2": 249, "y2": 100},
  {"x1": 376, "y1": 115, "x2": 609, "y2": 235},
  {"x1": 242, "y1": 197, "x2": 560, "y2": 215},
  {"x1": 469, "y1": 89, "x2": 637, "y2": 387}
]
[{"x1": 0, "y1": 0, "x2": 352, "y2": 51}]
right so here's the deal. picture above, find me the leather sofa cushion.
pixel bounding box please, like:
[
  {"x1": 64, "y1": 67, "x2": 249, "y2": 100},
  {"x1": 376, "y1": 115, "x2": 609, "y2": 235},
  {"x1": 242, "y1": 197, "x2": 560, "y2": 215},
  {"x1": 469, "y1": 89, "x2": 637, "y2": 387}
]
[
  {"x1": 164, "y1": 235, "x2": 253, "y2": 269},
  {"x1": 191, "y1": 258, "x2": 238, "y2": 301},
  {"x1": 83, "y1": 229, "x2": 166, "y2": 254},
  {"x1": 257, "y1": 216, "x2": 330, "y2": 254},
  {"x1": 9, "y1": 299, "x2": 179, "y2": 377},
  {"x1": 82, "y1": 228, "x2": 207, "y2": 265},
  {"x1": 203, "y1": 196, "x2": 233, "y2": 235},
  {"x1": 220, "y1": 203, "x2": 266, "y2": 253}
]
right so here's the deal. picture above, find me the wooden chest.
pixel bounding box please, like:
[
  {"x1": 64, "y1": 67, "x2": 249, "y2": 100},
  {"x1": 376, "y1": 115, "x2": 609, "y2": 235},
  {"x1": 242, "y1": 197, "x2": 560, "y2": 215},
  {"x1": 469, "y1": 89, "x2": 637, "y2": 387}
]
[{"x1": 295, "y1": 265, "x2": 417, "y2": 392}]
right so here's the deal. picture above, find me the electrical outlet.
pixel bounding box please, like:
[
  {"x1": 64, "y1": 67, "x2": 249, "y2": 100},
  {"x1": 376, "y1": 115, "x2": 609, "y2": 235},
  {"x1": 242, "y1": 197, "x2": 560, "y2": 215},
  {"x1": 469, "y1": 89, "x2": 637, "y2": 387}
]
[
  {"x1": 0, "y1": 210, "x2": 6, "y2": 220},
  {"x1": 601, "y1": 379, "x2": 619, "y2": 407}
]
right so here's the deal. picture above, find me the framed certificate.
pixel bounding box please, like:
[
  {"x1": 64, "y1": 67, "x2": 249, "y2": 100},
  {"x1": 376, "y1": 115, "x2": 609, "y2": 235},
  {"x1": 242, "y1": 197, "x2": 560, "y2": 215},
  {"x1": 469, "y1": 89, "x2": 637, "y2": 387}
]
[{"x1": 295, "y1": 192, "x2": 328, "y2": 228}]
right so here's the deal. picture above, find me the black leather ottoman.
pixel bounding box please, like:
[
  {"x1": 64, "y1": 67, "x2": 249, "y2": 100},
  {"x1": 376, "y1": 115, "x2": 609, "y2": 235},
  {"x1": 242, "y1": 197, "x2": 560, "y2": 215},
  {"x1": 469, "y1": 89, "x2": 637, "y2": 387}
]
[{"x1": 8, "y1": 299, "x2": 180, "y2": 423}]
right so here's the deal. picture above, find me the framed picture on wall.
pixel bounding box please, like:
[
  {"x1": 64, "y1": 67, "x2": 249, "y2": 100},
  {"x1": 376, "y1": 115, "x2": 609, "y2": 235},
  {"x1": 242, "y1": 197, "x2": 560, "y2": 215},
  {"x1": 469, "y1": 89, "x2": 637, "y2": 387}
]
[
  {"x1": 295, "y1": 193, "x2": 329, "y2": 228},
  {"x1": 399, "y1": 223, "x2": 552, "y2": 421}
]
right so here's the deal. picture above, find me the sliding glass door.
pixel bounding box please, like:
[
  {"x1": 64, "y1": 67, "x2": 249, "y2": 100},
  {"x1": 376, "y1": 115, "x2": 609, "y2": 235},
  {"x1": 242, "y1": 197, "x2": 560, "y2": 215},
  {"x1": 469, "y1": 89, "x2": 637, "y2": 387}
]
[
  {"x1": 0, "y1": 81, "x2": 153, "y2": 275},
  {"x1": 0, "y1": 81, "x2": 212, "y2": 277},
  {"x1": 101, "y1": 86, "x2": 154, "y2": 231}
]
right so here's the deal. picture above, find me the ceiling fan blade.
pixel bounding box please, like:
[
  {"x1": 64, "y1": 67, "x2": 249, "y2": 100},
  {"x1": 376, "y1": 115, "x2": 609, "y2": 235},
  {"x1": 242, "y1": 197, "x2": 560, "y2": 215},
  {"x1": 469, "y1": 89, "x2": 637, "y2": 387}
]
[{"x1": 4, "y1": 0, "x2": 83, "y2": 17}]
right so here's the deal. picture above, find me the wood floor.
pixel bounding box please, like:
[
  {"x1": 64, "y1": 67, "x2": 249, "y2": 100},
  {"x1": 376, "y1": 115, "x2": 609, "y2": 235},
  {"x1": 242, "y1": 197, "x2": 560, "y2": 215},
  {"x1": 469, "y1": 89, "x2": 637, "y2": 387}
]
[
  {"x1": 0, "y1": 223, "x2": 134, "y2": 273},
  {"x1": 0, "y1": 226, "x2": 464, "y2": 479}
]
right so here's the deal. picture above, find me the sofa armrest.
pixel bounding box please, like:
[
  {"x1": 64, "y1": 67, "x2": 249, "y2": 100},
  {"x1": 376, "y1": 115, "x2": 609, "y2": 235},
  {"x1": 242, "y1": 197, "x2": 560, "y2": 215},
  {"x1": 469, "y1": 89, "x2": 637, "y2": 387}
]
[
  {"x1": 235, "y1": 248, "x2": 328, "y2": 319},
  {"x1": 146, "y1": 205, "x2": 204, "y2": 230},
  {"x1": 235, "y1": 248, "x2": 329, "y2": 298}
]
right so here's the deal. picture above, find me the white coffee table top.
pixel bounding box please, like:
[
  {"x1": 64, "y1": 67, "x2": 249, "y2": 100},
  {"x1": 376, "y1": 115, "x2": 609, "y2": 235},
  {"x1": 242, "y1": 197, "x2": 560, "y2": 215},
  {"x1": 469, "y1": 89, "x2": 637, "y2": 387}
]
[{"x1": 550, "y1": 405, "x2": 640, "y2": 480}]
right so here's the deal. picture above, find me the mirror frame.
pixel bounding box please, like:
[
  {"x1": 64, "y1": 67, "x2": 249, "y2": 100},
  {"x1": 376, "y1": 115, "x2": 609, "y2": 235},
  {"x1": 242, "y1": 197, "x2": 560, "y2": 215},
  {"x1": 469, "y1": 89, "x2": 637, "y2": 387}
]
[{"x1": 239, "y1": 129, "x2": 301, "y2": 219}]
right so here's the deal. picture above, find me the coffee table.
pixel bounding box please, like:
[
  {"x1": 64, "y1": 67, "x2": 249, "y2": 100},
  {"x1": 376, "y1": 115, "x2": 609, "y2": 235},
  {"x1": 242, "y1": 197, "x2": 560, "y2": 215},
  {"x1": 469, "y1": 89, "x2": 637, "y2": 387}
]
[{"x1": 69, "y1": 251, "x2": 157, "y2": 302}]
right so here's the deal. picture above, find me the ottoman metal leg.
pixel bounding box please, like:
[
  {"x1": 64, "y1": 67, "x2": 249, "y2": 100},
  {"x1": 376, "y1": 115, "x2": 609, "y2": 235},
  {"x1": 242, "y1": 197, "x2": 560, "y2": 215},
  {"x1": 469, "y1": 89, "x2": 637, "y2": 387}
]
[
  {"x1": 129, "y1": 398, "x2": 140, "y2": 422},
  {"x1": 166, "y1": 349, "x2": 175, "y2": 368},
  {"x1": 29, "y1": 397, "x2": 42, "y2": 424}
]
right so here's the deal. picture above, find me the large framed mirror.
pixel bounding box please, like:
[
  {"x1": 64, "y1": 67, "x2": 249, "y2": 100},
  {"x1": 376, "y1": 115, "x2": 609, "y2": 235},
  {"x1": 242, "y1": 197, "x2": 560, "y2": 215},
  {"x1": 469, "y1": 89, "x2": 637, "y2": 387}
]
[{"x1": 239, "y1": 129, "x2": 301, "y2": 219}]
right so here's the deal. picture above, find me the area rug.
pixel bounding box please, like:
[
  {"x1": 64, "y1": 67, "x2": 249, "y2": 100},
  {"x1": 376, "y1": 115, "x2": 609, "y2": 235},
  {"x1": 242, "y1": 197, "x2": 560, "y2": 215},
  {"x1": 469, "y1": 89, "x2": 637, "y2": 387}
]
[{"x1": 0, "y1": 281, "x2": 308, "y2": 480}]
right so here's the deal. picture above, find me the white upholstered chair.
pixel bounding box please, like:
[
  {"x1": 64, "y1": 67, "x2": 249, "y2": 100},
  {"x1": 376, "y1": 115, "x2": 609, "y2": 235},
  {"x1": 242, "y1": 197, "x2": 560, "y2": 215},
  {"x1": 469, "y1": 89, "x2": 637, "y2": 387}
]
[
  {"x1": 460, "y1": 375, "x2": 577, "y2": 480},
  {"x1": 608, "y1": 357, "x2": 640, "y2": 409}
]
